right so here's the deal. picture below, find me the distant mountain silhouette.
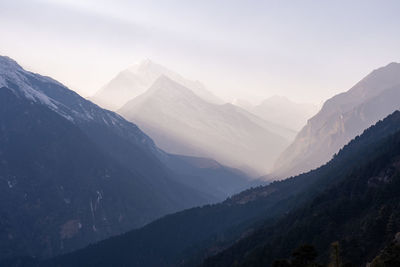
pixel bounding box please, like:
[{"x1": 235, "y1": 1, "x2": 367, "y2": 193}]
[
  {"x1": 91, "y1": 59, "x2": 223, "y2": 110},
  {"x1": 250, "y1": 95, "x2": 318, "y2": 131}
]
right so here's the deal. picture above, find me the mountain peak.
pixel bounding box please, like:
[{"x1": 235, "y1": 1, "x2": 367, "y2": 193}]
[
  {"x1": 0, "y1": 55, "x2": 23, "y2": 74},
  {"x1": 140, "y1": 58, "x2": 155, "y2": 66},
  {"x1": 147, "y1": 75, "x2": 198, "y2": 98},
  {"x1": 93, "y1": 58, "x2": 223, "y2": 110},
  {"x1": 384, "y1": 61, "x2": 400, "y2": 68},
  {"x1": 370, "y1": 61, "x2": 400, "y2": 75},
  {"x1": 345, "y1": 61, "x2": 400, "y2": 101},
  {"x1": 128, "y1": 58, "x2": 166, "y2": 74}
]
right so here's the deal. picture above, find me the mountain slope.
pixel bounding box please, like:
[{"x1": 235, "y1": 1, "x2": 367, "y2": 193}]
[
  {"x1": 41, "y1": 110, "x2": 400, "y2": 267},
  {"x1": 0, "y1": 87, "x2": 192, "y2": 259},
  {"x1": 203, "y1": 114, "x2": 400, "y2": 267},
  {"x1": 161, "y1": 154, "x2": 261, "y2": 200},
  {"x1": 222, "y1": 103, "x2": 297, "y2": 141},
  {"x1": 274, "y1": 62, "x2": 400, "y2": 178},
  {"x1": 119, "y1": 75, "x2": 291, "y2": 175},
  {"x1": 91, "y1": 59, "x2": 223, "y2": 110},
  {"x1": 0, "y1": 56, "x2": 249, "y2": 260}
]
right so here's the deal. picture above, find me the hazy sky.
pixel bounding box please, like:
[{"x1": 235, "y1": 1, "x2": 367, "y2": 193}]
[{"x1": 1, "y1": 0, "x2": 400, "y2": 104}]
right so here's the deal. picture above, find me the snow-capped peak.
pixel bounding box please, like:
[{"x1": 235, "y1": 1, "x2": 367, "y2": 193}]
[
  {"x1": 0, "y1": 56, "x2": 22, "y2": 72},
  {"x1": 0, "y1": 56, "x2": 60, "y2": 111},
  {"x1": 0, "y1": 55, "x2": 157, "y2": 151}
]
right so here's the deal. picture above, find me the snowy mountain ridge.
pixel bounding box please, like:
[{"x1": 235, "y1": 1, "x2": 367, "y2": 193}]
[{"x1": 0, "y1": 55, "x2": 157, "y2": 151}]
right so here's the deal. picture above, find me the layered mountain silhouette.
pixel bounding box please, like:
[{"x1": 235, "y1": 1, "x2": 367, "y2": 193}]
[
  {"x1": 118, "y1": 75, "x2": 294, "y2": 175},
  {"x1": 4, "y1": 54, "x2": 399, "y2": 267},
  {"x1": 38, "y1": 110, "x2": 400, "y2": 267},
  {"x1": 91, "y1": 59, "x2": 223, "y2": 110},
  {"x1": 274, "y1": 62, "x2": 400, "y2": 178},
  {"x1": 248, "y1": 95, "x2": 319, "y2": 131},
  {"x1": 0, "y1": 56, "x2": 251, "y2": 260}
]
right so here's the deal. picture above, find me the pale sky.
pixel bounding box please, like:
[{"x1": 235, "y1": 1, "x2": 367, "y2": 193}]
[{"x1": 1, "y1": 0, "x2": 400, "y2": 104}]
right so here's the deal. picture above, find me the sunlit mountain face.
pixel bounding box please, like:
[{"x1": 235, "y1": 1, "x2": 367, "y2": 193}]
[
  {"x1": 118, "y1": 75, "x2": 295, "y2": 176},
  {"x1": 274, "y1": 62, "x2": 400, "y2": 178}
]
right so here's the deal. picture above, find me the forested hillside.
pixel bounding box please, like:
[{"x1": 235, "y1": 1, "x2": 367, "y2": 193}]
[{"x1": 204, "y1": 111, "x2": 400, "y2": 266}]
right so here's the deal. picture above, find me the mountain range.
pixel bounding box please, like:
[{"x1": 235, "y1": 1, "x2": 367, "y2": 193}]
[
  {"x1": 37, "y1": 109, "x2": 400, "y2": 267},
  {"x1": 91, "y1": 59, "x2": 223, "y2": 111},
  {"x1": 118, "y1": 75, "x2": 295, "y2": 175},
  {"x1": 2, "y1": 55, "x2": 400, "y2": 267},
  {"x1": 0, "y1": 56, "x2": 252, "y2": 260},
  {"x1": 274, "y1": 62, "x2": 400, "y2": 178}
]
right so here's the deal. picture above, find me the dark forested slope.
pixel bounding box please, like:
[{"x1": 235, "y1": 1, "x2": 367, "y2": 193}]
[{"x1": 203, "y1": 112, "x2": 400, "y2": 267}]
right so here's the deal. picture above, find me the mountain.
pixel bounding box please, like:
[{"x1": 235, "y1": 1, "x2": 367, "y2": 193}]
[
  {"x1": 91, "y1": 59, "x2": 223, "y2": 110},
  {"x1": 0, "y1": 56, "x2": 250, "y2": 260},
  {"x1": 203, "y1": 112, "x2": 400, "y2": 267},
  {"x1": 273, "y1": 62, "x2": 400, "y2": 178},
  {"x1": 251, "y1": 95, "x2": 319, "y2": 131},
  {"x1": 39, "y1": 110, "x2": 400, "y2": 267},
  {"x1": 224, "y1": 102, "x2": 297, "y2": 141},
  {"x1": 232, "y1": 98, "x2": 253, "y2": 111},
  {"x1": 234, "y1": 96, "x2": 319, "y2": 132},
  {"x1": 118, "y1": 75, "x2": 294, "y2": 175}
]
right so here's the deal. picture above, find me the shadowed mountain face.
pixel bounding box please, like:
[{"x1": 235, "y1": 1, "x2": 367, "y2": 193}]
[
  {"x1": 40, "y1": 111, "x2": 400, "y2": 267},
  {"x1": 91, "y1": 59, "x2": 223, "y2": 111},
  {"x1": 119, "y1": 75, "x2": 294, "y2": 176},
  {"x1": 0, "y1": 56, "x2": 251, "y2": 260},
  {"x1": 273, "y1": 62, "x2": 400, "y2": 178}
]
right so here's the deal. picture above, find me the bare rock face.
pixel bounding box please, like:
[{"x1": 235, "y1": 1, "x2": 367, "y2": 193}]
[{"x1": 273, "y1": 62, "x2": 400, "y2": 178}]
